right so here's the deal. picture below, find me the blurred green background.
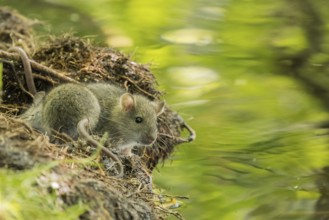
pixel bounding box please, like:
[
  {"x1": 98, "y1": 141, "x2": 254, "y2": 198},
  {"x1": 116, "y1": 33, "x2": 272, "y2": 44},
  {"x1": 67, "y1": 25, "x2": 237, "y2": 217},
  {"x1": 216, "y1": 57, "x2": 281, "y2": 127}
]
[{"x1": 2, "y1": 0, "x2": 329, "y2": 219}]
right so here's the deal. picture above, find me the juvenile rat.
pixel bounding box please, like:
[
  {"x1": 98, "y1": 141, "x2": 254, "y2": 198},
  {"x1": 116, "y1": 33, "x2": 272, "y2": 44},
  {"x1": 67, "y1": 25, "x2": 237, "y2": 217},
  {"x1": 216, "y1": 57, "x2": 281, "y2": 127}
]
[{"x1": 22, "y1": 83, "x2": 165, "y2": 176}]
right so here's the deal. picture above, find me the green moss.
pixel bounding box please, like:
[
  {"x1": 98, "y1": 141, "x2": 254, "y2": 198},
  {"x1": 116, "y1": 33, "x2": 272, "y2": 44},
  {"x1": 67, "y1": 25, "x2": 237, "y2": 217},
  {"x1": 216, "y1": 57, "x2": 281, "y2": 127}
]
[{"x1": 0, "y1": 168, "x2": 86, "y2": 220}]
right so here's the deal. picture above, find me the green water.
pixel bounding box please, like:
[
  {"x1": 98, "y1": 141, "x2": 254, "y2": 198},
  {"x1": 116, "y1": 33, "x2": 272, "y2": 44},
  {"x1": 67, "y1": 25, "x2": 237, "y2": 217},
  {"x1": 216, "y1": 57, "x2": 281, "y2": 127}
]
[{"x1": 2, "y1": 0, "x2": 329, "y2": 219}]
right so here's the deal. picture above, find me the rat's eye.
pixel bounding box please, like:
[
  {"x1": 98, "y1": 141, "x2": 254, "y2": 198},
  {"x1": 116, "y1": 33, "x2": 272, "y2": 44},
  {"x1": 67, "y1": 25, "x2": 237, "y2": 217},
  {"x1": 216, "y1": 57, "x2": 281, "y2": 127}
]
[{"x1": 135, "y1": 116, "x2": 143, "y2": 123}]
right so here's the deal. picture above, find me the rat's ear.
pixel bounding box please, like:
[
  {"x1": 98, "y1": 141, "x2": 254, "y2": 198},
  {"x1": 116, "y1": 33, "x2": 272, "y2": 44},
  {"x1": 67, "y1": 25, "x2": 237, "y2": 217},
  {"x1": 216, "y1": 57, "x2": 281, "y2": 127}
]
[
  {"x1": 154, "y1": 101, "x2": 165, "y2": 116},
  {"x1": 120, "y1": 93, "x2": 135, "y2": 112}
]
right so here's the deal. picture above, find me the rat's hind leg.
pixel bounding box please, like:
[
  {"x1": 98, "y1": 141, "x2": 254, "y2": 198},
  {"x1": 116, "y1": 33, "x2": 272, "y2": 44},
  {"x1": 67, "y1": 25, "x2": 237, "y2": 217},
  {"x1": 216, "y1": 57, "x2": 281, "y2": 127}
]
[{"x1": 42, "y1": 84, "x2": 100, "y2": 138}]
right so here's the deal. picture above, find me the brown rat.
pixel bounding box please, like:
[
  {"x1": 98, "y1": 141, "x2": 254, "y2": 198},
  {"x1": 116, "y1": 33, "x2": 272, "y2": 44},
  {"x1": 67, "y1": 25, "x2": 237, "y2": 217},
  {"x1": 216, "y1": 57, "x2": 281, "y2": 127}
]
[
  {"x1": 40, "y1": 83, "x2": 164, "y2": 150},
  {"x1": 22, "y1": 83, "x2": 165, "y2": 176}
]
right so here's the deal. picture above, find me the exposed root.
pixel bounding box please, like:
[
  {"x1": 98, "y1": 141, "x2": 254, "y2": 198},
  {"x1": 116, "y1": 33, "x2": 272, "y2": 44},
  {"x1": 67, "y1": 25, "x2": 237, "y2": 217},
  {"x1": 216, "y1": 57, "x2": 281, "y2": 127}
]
[{"x1": 9, "y1": 47, "x2": 37, "y2": 95}]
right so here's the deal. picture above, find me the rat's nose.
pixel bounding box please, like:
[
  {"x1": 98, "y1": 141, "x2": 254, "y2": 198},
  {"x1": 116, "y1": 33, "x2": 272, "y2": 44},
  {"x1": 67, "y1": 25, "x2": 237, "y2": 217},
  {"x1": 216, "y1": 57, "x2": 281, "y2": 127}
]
[{"x1": 142, "y1": 135, "x2": 156, "y2": 145}]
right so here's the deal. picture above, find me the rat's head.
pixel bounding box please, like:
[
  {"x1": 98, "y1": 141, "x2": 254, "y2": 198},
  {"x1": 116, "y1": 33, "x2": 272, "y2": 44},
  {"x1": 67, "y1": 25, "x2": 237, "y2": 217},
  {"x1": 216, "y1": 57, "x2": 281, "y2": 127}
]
[{"x1": 111, "y1": 93, "x2": 165, "y2": 146}]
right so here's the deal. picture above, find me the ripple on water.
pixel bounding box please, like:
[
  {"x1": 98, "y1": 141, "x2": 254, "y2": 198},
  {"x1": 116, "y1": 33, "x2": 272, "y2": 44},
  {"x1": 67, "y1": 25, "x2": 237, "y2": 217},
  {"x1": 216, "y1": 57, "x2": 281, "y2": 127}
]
[
  {"x1": 161, "y1": 28, "x2": 219, "y2": 45},
  {"x1": 166, "y1": 66, "x2": 220, "y2": 98}
]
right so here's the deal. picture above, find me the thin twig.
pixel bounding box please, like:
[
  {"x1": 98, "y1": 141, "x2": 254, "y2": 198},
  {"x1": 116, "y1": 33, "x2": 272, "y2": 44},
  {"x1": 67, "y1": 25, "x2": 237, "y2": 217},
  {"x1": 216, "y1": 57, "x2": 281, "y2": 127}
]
[
  {"x1": 120, "y1": 75, "x2": 156, "y2": 99},
  {"x1": 30, "y1": 60, "x2": 79, "y2": 84},
  {"x1": 176, "y1": 115, "x2": 196, "y2": 143},
  {"x1": 0, "y1": 50, "x2": 79, "y2": 84},
  {"x1": 32, "y1": 73, "x2": 57, "y2": 85}
]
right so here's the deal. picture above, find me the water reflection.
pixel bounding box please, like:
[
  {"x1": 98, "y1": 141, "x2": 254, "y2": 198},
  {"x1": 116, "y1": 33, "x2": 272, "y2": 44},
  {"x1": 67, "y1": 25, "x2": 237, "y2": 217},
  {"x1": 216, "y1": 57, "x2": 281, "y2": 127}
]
[
  {"x1": 166, "y1": 66, "x2": 220, "y2": 99},
  {"x1": 106, "y1": 34, "x2": 134, "y2": 47},
  {"x1": 161, "y1": 28, "x2": 218, "y2": 45},
  {"x1": 167, "y1": 66, "x2": 219, "y2": 86}
]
